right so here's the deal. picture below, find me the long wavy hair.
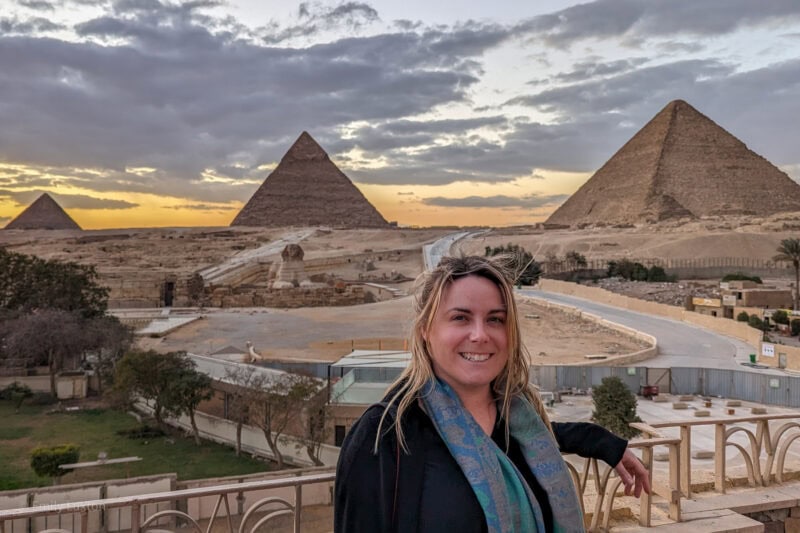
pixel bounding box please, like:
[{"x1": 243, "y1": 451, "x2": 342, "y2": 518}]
[{"x1": 376, "y1": 254, "x2": 552, "y2": 452}]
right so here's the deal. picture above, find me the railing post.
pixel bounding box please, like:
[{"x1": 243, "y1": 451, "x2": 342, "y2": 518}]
[
  {"x1": 715, "y1": 423, "x2": 727, "y2": 493},
  {"x1": 669, "y1": 442, "x2": 681, "y2": 522},
  {"x1": 130, "y1": 503, "x2": 141, "y2": 533},
  {"x1": 81, "y1": 509, "x2": 89, "y2": 533},
  {"x1": 680, "y1": 424, "x2": 692, "y2": 497},
  {"x1": 639, "y1": 447, "x2": 652, "y2": 527},
  {"x1": 294, "y1": 484, "x2": 302, "y2": 533}
]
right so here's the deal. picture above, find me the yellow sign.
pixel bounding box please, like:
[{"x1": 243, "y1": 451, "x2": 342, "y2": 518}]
[{"x1": 692, "y1": 297, "x2": 722, "y2": 307}]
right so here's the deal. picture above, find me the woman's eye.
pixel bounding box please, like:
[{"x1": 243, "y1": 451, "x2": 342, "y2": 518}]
[
  {"x1": 452, "y1": 314, "x2": 467, "y2": 321},
  {"x1": 488, "y1": 316, "x2": 505, "y2": 324}
]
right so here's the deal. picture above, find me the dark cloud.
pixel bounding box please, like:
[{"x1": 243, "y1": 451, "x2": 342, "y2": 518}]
[
  {"x1": 1, "y1": 15, "x2": 64, "y2": 33},
  {"x1": 549, "y1": 57, "x2": 650, "y2": 83},
  {"x1": 422, "y1": 194, "x2": 568, "y2": 208},
  {"x1": 0, "y1": 189, "x2": 138, "y2": 209},
  {"x1": 263, "y1": 1, "x2": 379, "y2": 43},
  {"x1": 19, "y1": 0, "x2": 56, "y2": 11},
  {"x1": 517, "y1": 0, "x2": 800, "y2": 48}
]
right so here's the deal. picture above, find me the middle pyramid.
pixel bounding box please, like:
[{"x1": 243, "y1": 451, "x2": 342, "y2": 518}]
[{"x1": 231, "y1": 132, "x2": 391, "y2": 228}]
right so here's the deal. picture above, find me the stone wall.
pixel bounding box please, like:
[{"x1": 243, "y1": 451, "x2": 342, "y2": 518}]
[{"x1": 210, "y1": 285, "x2": 373, "y2": 308}]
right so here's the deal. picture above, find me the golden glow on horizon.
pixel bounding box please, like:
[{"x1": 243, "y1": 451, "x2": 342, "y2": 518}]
[{"x1": 1, "y1": 164, "x2": 592, "y2": 229}]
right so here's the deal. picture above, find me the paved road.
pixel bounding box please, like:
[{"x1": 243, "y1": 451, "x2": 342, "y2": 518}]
[
  {"x1": 423, "y1": 230, "x2": 486, "y2": 270},
  {"x1": 518, "y1": 288, "x2": 782, "y2": 373}
]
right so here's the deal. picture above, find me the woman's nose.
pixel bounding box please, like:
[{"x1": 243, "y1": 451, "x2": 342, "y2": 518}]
[{"x1": 469, "y1": 321, "x2": 489, "y2": 342}]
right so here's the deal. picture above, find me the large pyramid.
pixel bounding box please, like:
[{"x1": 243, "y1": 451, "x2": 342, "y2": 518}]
[
  {"x1": 545, "y1": 100, "x2": 800, "y2": 227},
  {"x1": 231, "y1": 132, "x2": 391, "y2": 228},
  {"x1": 5, "y1": 193, "x2": 81, "y2": 230}
]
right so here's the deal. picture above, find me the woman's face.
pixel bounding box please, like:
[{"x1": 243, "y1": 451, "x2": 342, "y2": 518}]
[{"x1": 425, "y1": 275, "x2": 509, "y2": 399}]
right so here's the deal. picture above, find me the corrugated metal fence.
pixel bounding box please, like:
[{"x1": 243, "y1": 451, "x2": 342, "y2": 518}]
[{"x1": 534, "y1": 365, "x2": 800, "y2": 408}]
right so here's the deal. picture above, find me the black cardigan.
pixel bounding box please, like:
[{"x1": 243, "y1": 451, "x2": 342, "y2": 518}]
[{"x1": 334, "y1": 400, "x2": 626, "y2": 533}]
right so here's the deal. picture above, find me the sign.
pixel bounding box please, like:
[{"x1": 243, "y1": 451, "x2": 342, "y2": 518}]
[
  {"x1": 720, "y1": 282, "x2": 730, "y2": 290},
  {"x1": 692, "y1": 297, "x2": 722, "y2": 307},
  {"x1": 722, "y1": 295, "x2": 737, "y2": 306},
  {"x1": 769, "y1": 378, "x2": 781, "y2": 389},
  {"x1": 762, "y1": 343, "x2": 775, "y2": 358}
]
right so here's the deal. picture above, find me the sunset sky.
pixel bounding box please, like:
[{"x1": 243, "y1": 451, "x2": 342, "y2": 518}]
[{"x1": 1, "y1": 0, "x2": 800, "y2": 229}]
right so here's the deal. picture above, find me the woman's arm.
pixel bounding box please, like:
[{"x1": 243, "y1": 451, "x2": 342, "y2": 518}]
[{"x1": 551, "y1": 421, "x2": 650, "y2": 496}]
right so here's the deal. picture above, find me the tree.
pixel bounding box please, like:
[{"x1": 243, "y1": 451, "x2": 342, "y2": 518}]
[
  {"x1": 82, "y1": 315, "x2": 134, "y2": 393},
  {"x1": 0, "y1": 249, "x2": 109, "y2": 318},
  {"x1": 2, "y1": 382, "x2": 33, "y2": 413},
  {"x1": 772, "y1": 310, "x2": 790, "y2": 325},
  {"x1": 737, "y1": 311, "x2": 750, "y2": 322},
  {"x1": 113, "y1": 350, "x2": 199, "y2": 428},
  {"x1": 774, "y1": 238, "x2": 800, "y2": 310},
  {"x1": 300, "y1": 388, "x2": 330, "y2": 466},
  {"x1": 565, "y1": 250, "x2": 587, "y2": 269},
  {"x1": 591, "y1": 376, "x2": 641, "y2": 439},
  {"x1": 30, "y1": 444, "x2": 79, "y2": 484},
  {"x1": 224, "y1": 366, "x2": 261, "y2": 457},
  {"x1": 4, "y1": 310, "x2": 87, "y2": 397},
  {"x1": 250, "y1": 372, "x2": 323, "y2": 469},
  {"x1": 172, "y1": 367, "x2": 213, "y2": 445}
]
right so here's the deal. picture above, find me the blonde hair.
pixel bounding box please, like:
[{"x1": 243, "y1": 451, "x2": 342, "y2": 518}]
[{"x1": 376, "y1": 254, "x2": 552, "y2": 452}]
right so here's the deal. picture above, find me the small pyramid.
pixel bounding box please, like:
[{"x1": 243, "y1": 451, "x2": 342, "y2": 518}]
[
  {"x1": 545, "y1": 100, "x2": 800, "y2": 227},
  {"x1": 5, "y1": 193, "x2": 81, "y2": 230},
  {"x1": 231, "y1": 132, "x2": 391, "y2": 228}
]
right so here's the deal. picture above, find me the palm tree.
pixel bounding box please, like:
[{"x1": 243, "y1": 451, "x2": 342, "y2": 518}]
[{"x1": 774, "y1": 238, "x2": 800, "y2": 310}]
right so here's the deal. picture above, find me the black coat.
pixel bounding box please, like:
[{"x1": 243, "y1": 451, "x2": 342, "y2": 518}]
[{"x1": 334, "y1": 400, "x2": 627, "y2": 533}]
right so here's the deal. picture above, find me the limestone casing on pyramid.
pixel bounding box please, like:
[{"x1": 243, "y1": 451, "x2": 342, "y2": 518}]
[
  {"x1": 5, "y1": 193, "x2": 81, "y2": 230},
  {"x1": 545, "y1": 100, "x2": 800, "y2": 227},
  {"x1": 231, "y1": 132, "x2": 391, "y2": 228}
]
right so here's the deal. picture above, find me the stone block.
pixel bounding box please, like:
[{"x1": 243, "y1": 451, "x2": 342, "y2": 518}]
[
  {"x1": 727, "y1": 400, "x2": 742, "y2": 407},
  {"x1": 694, "y1": 409, "x2": 711, "y2": 417},
  {"x1": 792, "y1": 507, "x2": 800, "y2": 518},
  {"x1": 679, "y1": 395, "x2": 695, "y2": 401},
  {"x1": 787, "y1": 517, "x2": 800, "y2": 533},
  {"x1": 654, "y1": 452, "x2": 670, "y2": 462},
  {"x1": 673, "y1": 402, "x2": 688, "y2": 409},
  {"x1": 752, "y1": 407, "x2": 767, "y2": 415},
  {"x1": 653, "y1": 395, "x2": 669, "y2": 403},
  {"x1": 692, "y1": 450, "x2": 714, "y2": 459}
]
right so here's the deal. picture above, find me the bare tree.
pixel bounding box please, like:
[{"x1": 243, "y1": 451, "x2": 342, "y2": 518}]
[
  {"x1": 250, "y1": 372, "x2": 322, "y2": 469},
  {"x1": 5, "y1": 310, "x2": 86, "y2": 397},
  {"x1": 224, "y1": 365, "x2": 262, "y2": 457},
  {"x1": 774, "y1": 238, "x2": 800, "y2": 310}
]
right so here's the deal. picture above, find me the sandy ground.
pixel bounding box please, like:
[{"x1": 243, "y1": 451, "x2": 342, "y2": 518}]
[{"x1": 143, "y1": 295, "x2": 648, "y2": 363}]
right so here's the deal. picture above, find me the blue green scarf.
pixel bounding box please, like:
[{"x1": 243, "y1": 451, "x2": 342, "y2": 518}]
[{"x1": 421, "y1": 379, "x2": 584, "y2": 532}]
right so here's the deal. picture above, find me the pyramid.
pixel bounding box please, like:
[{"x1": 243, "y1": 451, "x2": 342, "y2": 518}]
[
  {"x1": 545, "y1": 100, "x2": 800, "y2": 227},
  {"x1": 5, "y1": 193, "x2": 81, "y2": 230},
  {"x1": 231, "y1": 132, "x2": 391, "y2": 228}
]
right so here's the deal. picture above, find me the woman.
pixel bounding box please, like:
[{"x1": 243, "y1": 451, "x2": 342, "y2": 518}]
[{"x1": 335, "y1": 255, "x2": 649, "y2": 532}]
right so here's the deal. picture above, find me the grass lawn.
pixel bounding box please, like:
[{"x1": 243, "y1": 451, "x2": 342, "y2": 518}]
[{"x1": 0, "y1": 400, "x2": 274, "y2": 491}]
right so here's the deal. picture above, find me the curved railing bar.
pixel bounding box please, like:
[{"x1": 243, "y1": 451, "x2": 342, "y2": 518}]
[
  {"x1": 725, "y1": 426, "x2": 762, "y2": 485},
  {"x1": 248, "y1": 509, "x2": 294, "y2": 533},
  {"x1": 238, "y1": 497, "x2": 293, "y2": 533},
  {"x1": 776, "y1": 432, "x2": 800, "y2": 483},
  {"x1": 140, "y1": 510, "x2": 202, "y2": 533}
]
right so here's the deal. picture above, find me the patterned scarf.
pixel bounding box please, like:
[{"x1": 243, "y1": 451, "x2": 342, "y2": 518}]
[{"x1": 421, "y1": 379, "x2": 584, "y2": 533}]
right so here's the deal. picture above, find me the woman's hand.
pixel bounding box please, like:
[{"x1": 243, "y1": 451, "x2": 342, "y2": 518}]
[{"x1": 614, "y1": 449, "x2": 651, "y2": 498}]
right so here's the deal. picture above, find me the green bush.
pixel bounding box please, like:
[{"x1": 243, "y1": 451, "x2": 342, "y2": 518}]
[
  {"x1": 736, "y1": 311, "x2": 750, "y2": 322},
  {"x1": 1, "y1": 382, "x2": 33, "y2": 413},
  {"x1": 792, "y1": 319, "x2": 800, "y2": 336},
  {"x1": 722, "y1": 272, "x2": 763, "y2": 284},
  {"x1": 116, "y1": 425, "x2": 166, "y2": 440},
  {"x1": 28, "y1": 393, "x2": 57, "y2": 406},
  {"x1": 772, "y1": 310, "x2": 790, "y2": 325},
  {"x1": 748, "y1": 315, "x2": 767, "y2": 331},
  {"x1": 30, "y1": 444, "x2": 79, "y2": 480},
  {"x1": 591, "y1": 376, "x2": 642, "y2": 439}
]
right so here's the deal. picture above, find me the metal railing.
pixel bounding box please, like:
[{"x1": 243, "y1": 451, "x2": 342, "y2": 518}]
[{"x1": 0, "y1": 471, "x2": 335, "y2": 533}]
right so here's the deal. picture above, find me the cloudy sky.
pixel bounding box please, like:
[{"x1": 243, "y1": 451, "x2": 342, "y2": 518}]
[{"x1": 1, "y1": 0, "x2": 799, "y2": 229}]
